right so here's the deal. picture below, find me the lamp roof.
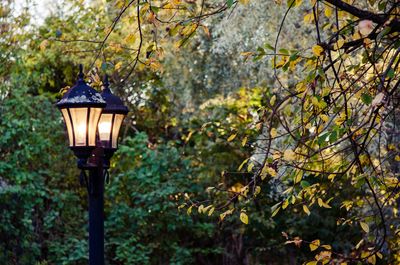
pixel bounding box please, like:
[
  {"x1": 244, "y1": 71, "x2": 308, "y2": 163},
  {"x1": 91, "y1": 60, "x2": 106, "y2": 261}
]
[
  {"x1": 100, "y1": 75, "x2": 129, "y2": 115},
  {"x1": 56, "y1": 65, "x2": 106, "y2": 109}
]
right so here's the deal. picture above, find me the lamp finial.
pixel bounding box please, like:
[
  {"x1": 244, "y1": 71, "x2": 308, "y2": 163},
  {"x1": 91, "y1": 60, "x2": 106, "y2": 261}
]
[{"x1": 78, "y1": 64, "x2": 84, "y2": 80}]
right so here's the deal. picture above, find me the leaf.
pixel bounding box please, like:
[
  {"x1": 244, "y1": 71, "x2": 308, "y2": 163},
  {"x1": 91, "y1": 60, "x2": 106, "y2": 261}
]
[
  {"x1": 254, "y1": 186, "x2": 261, "y2": 196},
  {"x1": 282, "y1": 199, "x2": 289, "y2": 209},
  {"x1": 360, "y1": 222, "x2": 369, "y2": 233},
  {"x1": 294, "y1": 172, "x2": 302, "y2": 184},
  {"x1": 115, "y1": 61, "x2": 123, "y2": 70},
  {"x1": 208, "y1": 207, "x2": 215, "y2": 216},
  {"x1": 334, "y1": 39, "x2": 345, "y2": 50},
  {"x1": 318, "y1": 198, "x2": 323, "y2": 207},
  {"x1": 39, "y1": 40, "x2": 49, "y2": 51},
  {"x1": 283, "y1": 149, "x2": 296, "y2": 161},
  {"x1": 300, "y1": 180, "x2": 310, "y2": 188},
  {"x1": 320, "y1": 114, "x2": 329, "y2": 122},
  {"x1": 270, "y1": 128, "x2": 278, "y2": 138},
  {"x1": 227, "y1": 0, "x2": 234, "y2": 7},
  {"x1": 355, "y1": 239, "x2": 364, "y2": 249},
  {"x1": 240, "y1": 212, "x2": 249, "y2": 224},
  {"x1": 238, "y1": 158, "x2": 249, "y2": 171},
  {"x1": 270, "y1": 95, "x2": 277, "y2": 106},
  {"x1": 303, "y1": 205, "x2": 311, "y2": 216},
  {"x1": 247, "y1": 162, "x2": 254, "y2": 172},
  {"x1": 124, "y1": 33, "x2": 136, "y2": 44},
  {"x1": 324, "y1": 6, "x2": 332, "y2": 17},
  {"x1": 304, "y1": 13, "x2": 313, "y2": 23},
  {"x1": 187, "y1": 205, "x2": 193, "y2": 215},
  {"x1": 312, "y1": 45, "x2": 324, "y2": 56},
  {"x1": 271, "y1": 203, "x2": 281, "y2": 217},
  {"x1": 242, "y1": 136, "x2": 248, "y2": 147},
  {"x1": 361, "y1": 93, "x2": 372, "y2": 105},
  {"x1": 262, "y1": 166, "x2": 277, "y2": 180},
  {"x1": 309, "y1": 239, "x2": 320, "y2": 251},
  {"x1": 305, "y1": 262, "x2": 318, "y2": 265},
  {"x1": 227, "y1": 133, "x2": 237, "y2": 142}
]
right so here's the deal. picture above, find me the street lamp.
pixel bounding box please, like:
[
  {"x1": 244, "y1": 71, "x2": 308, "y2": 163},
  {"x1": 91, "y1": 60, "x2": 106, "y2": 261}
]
[
  {"x1": 56, "y1": 65, "x2": 128, "y2": 265},
  {"x1": 56, "y1": 65, "x2": 106, "y2": 166},
  {"x1": 98, "y1": 75, "x2": 129, "y2": 167}
]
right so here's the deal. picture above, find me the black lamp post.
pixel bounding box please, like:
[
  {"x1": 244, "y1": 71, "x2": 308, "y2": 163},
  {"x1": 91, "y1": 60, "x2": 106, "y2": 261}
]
[{"x1": 56, "y1": 65, "x2": 128, "y2": 265}]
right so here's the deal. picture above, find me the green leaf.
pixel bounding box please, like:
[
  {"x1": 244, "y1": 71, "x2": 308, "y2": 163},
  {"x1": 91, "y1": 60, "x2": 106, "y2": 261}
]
[
  {"x1": 264, "y1": 43, "x2": 274, "y2": 50},
  {"x1": 361, "y1": 93, "x2": 372, "y2": 105},
  {"x1": 227, "y1": 0, "x2": 234, "y2": 7},
  {"x1": 300, "y1": 180, "x2": 310, "y2": 188}
]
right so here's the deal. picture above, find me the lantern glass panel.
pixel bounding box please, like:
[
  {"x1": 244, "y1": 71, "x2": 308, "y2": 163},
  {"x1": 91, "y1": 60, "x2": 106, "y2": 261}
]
[
  {"x1": 69, "y1": 108, "x2": 88, "y2": 146},
  {"x1": 87, "y1": 108, "x2": 102, "y2": 146},
  {"x1": 61, "y1": 109, "x2": 74, "y2": 146},
  {"x1": 111, "y1": 114, "x2": 124, "y2": 148},
  {"x1": 98, "y1": 113, "x2": 113, "y2": 146}
]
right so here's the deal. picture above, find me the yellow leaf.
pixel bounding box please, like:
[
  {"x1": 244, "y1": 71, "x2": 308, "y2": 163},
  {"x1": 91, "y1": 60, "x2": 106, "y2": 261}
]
[
  {"x1": 360, "y1": 222, "x2": 369, "y2": 233},
  {"x1": 306, "y1": 262, "x2": 318, "y2": 265},
  {"x1": 355, "y1": 239, "x2": 364, "y2": 249},
  {"x1": 303, "y1": 205, "x2": 311, "y2": 216},
  {"x1": 324, "y1": 6, "x2": 332, "y2": 17},
  {"x1": 187, "y1": 205, "x2": 193, "y2": 215},
  {"x1": 238, "y1": 158, "x2": 249, "y2": 171},
  {"x1": 312, "y1": 45, "x2": 324, "y2": 57},
  {"x1": 334, "y1": 39, "x2": 345, "y2": 50},
  {"x1": 124, "y1": 33, "x2": 136, "y2": 44},
  {"x1": 304, "y1": 13, "x2": 313, "y2": 23},
  {"x1": 321, "y1": 245, "x2": 331, "y2": 250},
  {"x1": 227, "y1": 133, "x2": 237, "y2": 142},
  {"x1": 320, "y1": 114, "x2": 329, "y2": 122},
  {"x1": 368, "y1": 254, "x2": 376, "y2": 265},
  {"x1": 295, "y1": 0, "x2": 303, "y2": 7},
  {"x1": 240, "y1": 212, "x2": 249, "y2": 224},
  {"x1": 239, "y1": 0, "x2": 250, "y2": 4},
  {"x1": 283, "y1": 149, "x2": 296, "y2": 161},
  {"x1": 242, "y1": 136, "x2": 248, "y2": 147},
  {"x1": 294, "y1": 172, "x2": 302, "y2": 184},
  {"x1": 247, "y1": 162, "x2": 254, "y2": 172},
  {"x1": 262, "y1": 166, "x2": 277, "y2": 180},
  {"x1": 310, "y1": 239, "x2": 320, "y2": 251},
  {"x1": 270, "y1": 95, "x2": 277, "y2": 106},
  {"x1": 198, "y1": 204, "x2": 204, "y2": 214},
  {"x1": 115, "y1": 61, "x2": 123, "y2": 70},
  {"x1": 271, "y1": 206, "x2": 280, "y2": 217},
  {"x1": 208, "y1": 207, "x2": 215, "y2": 216},
  {"x1": 282, "y1": 199, "x2": 289, "y2": 209},
  {"x1": 254, "y1": 186, "x2": 261, "y2": 196},
  {"x1": 270, "y1": 128, "x2": 278, "y2": 138}
]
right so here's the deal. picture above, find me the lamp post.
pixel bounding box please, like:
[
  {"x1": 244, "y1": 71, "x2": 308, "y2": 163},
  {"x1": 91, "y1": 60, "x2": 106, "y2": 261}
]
[{"x1": 56, "y1": 65, "x2": 128, "y2": 265}]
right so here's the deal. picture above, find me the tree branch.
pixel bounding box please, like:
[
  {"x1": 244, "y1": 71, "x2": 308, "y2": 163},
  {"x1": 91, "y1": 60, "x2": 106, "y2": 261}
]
[{"x1": 323, "y1": 0, "x2": 387, "y2": 24}]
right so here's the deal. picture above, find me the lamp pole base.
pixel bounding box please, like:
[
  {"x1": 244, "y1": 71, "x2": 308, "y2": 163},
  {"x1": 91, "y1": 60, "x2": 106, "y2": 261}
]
[{"x1": 87, "y1": 147, "x2": 105, "y2": 265}]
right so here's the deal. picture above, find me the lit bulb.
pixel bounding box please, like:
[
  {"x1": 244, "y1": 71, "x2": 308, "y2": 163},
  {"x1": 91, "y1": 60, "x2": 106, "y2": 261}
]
[
  {"x1": 98, "y1": 120, "x2": 112, "y2": 141},
  {"x1": 75, "y1": 123, "x2": 86, "y2": 145}
]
